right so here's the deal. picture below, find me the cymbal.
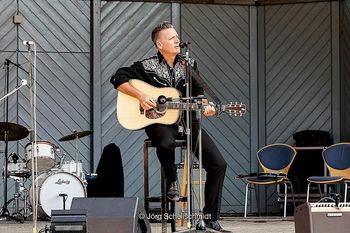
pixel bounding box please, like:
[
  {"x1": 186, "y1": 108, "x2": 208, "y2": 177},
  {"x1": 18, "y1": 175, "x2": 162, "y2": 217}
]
[
  {"x1": 0, "y1": 122, "x2": 29, "y2": 141},
  {"x1": 59, "y1": 130, "x2": 93, "y2": 142}
]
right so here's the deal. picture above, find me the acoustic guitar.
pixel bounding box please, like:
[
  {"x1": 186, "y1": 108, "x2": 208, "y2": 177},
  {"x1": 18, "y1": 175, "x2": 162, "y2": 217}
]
[{"x1": 116, "y1": 79, "x2": 246, "y2": 130}]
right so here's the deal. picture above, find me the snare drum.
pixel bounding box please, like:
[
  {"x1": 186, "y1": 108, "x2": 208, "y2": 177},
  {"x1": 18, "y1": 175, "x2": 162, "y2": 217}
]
[
  {"x1": 7, "y1": 161, "x2": 30, "y2": 177},
  {"x1": 25, "y1": 141, "x2": 56, "y2": 171}
]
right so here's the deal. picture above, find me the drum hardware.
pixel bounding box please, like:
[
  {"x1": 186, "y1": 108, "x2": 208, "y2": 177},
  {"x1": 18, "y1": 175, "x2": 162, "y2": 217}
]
[
  {"x1": 4, "y1": 176, "x2": 30, "y2": 223},
  {"x1": 58, "y1": 152, "x2": 67, "y2": 169},
  {"x1": 58, "y1": 130, "x2": 93, "y2": 183},
  {"x1": 0, "y1": 121, "x2": 29, "y2": 221},
  {"x1": 10, "y1": 152, "x2": 19, "y2": 163},
  {"x1": 24, "y1": 189, "x2": 29, "y2": 219},
  {"x1": 1, "y1": 59, "x2": 29, "y2": 222},
  {"x1": 58, "y1": 193, "x2": 68, "y2": 210},
  {"x1": 12, "y1": 177, "x2": 26, "y2": 223}
]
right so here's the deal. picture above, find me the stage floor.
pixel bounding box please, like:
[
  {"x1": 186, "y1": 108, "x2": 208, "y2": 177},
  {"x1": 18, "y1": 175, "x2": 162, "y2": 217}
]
[{"x1": 0, "y1": 216, "x2": 295, "y2": 233}]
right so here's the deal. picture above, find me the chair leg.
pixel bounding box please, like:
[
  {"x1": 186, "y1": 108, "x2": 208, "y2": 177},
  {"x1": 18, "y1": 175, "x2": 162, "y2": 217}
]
[
  {"x1": 286, "y1": 181, "x2": 296, "y2": 209},
  {"x1": 317, "y1": 184, "x2": 323, "y2": 196},
  {"x1": 254, "y1": 184, "x2": 260, "y2": 216},
  {"x1": 244, "y1": 183, "x2": 249, "y2": 218},
  {"x1": 306, "y1": 183, "x2": 311, "y2": 202},
  {"x1": 344, "y1": 183, "x2": 348, "y2": 203},
  {"x1": 283, "y1": 183, "x2": 287, "y2": 218}
]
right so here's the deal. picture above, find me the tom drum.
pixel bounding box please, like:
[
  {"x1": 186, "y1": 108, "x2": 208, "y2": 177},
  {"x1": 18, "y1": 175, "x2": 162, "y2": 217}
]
[{"x1": 25, "y1": 141, "x2": 56, "y2": 171}]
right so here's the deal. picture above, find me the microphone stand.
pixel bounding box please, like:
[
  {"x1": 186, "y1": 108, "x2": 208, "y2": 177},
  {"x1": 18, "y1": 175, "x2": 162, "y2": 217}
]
[
  {"x1": 179, "y1": 43, "x2": 206, "y2": 232},
  {"x1": 195, "y1": 97, "x2": 206, "y2": 230},
  {"x1": 184, "y1": 43, "x2": 193, "y2": 230}
]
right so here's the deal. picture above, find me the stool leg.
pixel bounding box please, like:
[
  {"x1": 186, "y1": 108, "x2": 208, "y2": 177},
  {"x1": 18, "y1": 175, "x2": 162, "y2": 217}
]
[
  {"x1": 170, "y1": 201, "x2": 176, "y2": 232},
  {"x1": 161, "y1": 168, "x2": 167, "y2": 233},
  {"x1": 144, "y1": 142, "x2": 149, "y2": 214}
]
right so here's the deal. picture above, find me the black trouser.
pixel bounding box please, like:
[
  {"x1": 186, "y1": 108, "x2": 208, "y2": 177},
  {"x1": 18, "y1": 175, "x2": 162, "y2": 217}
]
[{"x1": 145, "y1": 123, "x2": 227, "y2": 221}]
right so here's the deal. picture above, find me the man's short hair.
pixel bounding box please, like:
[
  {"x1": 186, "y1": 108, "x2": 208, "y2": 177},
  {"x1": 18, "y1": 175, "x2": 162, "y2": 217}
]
[{"x1": 151, "y1": 21, "x2": 174, "y2": 46}]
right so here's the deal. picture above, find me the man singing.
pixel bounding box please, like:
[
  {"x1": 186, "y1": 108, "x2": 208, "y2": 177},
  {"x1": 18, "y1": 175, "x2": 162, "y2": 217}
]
[{"x1": 110, "y1": 21, "x2": 231, "y2": 232}]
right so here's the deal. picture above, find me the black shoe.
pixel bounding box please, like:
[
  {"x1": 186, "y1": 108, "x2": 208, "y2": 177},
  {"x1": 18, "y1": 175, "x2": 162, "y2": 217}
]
[
  {"x1": 167, "y1": 182, "x2": 180, "y2": 201},
  {"x1": 205, "y1": 220, "x2": 232, "y2": 233}
]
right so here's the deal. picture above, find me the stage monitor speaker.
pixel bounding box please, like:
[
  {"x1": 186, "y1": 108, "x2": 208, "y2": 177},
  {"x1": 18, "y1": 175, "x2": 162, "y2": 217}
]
[
  {"x1": 51, "y1": 209, "x2": 87, "y2": 233},
  {"x1": 71, "y1": 197, "x2": 151, "y2": 233},
  {"x1": 294, "y1": 202, "x2": 350, "y2": 233}
]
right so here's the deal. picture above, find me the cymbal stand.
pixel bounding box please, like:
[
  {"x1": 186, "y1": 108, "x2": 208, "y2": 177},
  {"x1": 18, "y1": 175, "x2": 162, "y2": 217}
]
[
  {"x1": 74, "y1": 134, "x2": 81, "y2": 179},
  {"x1": 0, "y1": 129, "x2": 11, "y2": 220},
  {"x1": 10, "y1": 176, "x2": 25, "y2": 223},
  {"x1": 0, "y1": 59, "x2": 29, "y2": 222},
  {"x1": 0, "y1": 59, "x2": 12, "y2": 221}
]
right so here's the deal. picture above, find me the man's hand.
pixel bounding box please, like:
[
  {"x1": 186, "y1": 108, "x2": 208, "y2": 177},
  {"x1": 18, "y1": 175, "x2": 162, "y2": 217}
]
[
  {"x1": 203, "y1": 102, "x2": 216, "y2": 117},
  {"x1": 139, "y1": 94, "x2": 157, "y2": 110},
  {"x1": 117, "y1": 82, "x2": 157, "y2": 111}
]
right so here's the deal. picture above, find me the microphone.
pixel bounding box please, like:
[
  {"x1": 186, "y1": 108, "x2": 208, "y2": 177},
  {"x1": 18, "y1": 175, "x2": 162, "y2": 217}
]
[
  {"x1": 21, "y1": 79, "x2": 28, "y2": 86},
  {"x1": 0, "y1": 79, "x2": 27, "y2": 102},
  {"x1": 13, "y1": 79, "x2": 27, "y2": 90},
  {"x1": 23, "y1": 40, "x2": 35, "y2": 46},
  {"x1": 179, "y1": 41, "x2": 190, "y2": 48},
  {"x1": 16, "y1": 79, "x2": 27, "y2": 88}
]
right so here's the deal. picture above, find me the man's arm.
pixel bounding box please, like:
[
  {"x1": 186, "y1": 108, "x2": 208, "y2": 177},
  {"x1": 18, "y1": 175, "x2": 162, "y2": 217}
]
[
  {"x1": 111, "y1": 65, "x2": 157, "y2": 111},
  {"x1": 118, "y1": 82, "x2": 156, "y2": 110}
]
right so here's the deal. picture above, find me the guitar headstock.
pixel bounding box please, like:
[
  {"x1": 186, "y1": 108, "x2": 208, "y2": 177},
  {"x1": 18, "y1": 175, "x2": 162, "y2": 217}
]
[{"x1": 220, "y1": 102, "x2": 246, "y2": 116}]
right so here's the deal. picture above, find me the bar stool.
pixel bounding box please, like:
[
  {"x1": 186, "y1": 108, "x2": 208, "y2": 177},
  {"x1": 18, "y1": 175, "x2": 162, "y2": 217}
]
[{"x1": 143, "y1": 139, "x2": 187, "y2": 233}]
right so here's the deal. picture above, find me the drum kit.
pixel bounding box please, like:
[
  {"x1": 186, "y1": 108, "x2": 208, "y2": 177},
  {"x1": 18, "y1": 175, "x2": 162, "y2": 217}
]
[{"x1": 0, "y1": 122, "x2": 93, "y2": 221}]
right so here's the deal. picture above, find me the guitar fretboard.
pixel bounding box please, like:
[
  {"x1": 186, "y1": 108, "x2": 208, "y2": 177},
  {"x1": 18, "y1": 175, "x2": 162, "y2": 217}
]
[{"x1": 166, "y1": 102, "x2": 201, "y2": 110}]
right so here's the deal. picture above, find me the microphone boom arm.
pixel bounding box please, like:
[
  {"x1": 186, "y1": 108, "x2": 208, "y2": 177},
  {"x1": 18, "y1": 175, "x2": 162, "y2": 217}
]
[{"x1": 0, "y1": 80, "x2": 27, "y2": 102}]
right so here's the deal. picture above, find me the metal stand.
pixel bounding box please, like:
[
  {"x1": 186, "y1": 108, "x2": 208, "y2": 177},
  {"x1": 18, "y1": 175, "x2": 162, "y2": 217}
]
[
  {"x1": 0, "y1": 59, "x2": 13, "y2": 221},
  {"x1": 0, "y1": 130, "x2": 11, "y2": 221},
  {"x1": 11, "y1": 177, "x2": 25, "y2": 223},
  {"x1": 0, "y1": 59, "x2": 29, "y2": 222},
  {"x1": 179, "y1": 43, "x2": 206, "y2": 232}
]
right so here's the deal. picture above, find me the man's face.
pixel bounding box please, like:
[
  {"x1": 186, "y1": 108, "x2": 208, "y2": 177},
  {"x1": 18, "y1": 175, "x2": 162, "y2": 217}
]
[{"x1": 156, "y1": 28, "x2": 181, "y2": 56}]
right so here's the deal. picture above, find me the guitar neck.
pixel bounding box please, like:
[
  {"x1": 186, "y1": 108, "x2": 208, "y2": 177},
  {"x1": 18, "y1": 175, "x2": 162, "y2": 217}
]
[
  {"x1": 166, "y1": 102, "x2": 201, "y2": 110},
  {"x1": 164, "y1": 101, "x2": 246, "y2": 116}
]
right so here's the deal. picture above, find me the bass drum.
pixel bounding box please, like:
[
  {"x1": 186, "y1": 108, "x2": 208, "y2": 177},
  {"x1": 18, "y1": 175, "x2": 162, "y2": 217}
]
[{"x1": 31, "y1": 171, "x2": 86, "y2": 218}]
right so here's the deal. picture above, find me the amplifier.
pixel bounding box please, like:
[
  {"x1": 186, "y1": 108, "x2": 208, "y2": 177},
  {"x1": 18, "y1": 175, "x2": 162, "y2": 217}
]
[{"x1": 295, "y1": 202, "x2": 350, "y2": 233}]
